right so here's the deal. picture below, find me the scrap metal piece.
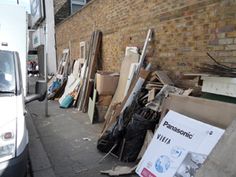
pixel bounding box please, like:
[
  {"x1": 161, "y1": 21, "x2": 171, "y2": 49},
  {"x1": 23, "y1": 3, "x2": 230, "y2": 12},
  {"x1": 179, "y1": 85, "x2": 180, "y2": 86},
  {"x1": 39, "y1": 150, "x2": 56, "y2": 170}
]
[{"x1": 146, "y1": 85, "x2": 184, "y2": 112}]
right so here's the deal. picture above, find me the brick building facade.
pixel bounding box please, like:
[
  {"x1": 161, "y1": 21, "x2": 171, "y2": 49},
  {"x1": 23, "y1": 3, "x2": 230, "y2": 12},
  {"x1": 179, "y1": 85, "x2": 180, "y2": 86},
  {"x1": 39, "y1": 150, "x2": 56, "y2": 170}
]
[
  {"x1": 54, "y1": 0, "x2": 70, "y2": 24},
  {"x1": 55, "y1": 0, "x2": 236, "y2": 75},
  {"x1": 54, "y1": 0, "x2": 91, "y2": 25}
]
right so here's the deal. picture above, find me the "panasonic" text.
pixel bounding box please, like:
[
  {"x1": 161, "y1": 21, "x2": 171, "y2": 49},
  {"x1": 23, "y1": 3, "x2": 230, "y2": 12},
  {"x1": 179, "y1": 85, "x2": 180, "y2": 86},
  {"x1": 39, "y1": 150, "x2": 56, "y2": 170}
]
[{"x1": 163, "y1": 121, "x2": 193, "y2": 139}]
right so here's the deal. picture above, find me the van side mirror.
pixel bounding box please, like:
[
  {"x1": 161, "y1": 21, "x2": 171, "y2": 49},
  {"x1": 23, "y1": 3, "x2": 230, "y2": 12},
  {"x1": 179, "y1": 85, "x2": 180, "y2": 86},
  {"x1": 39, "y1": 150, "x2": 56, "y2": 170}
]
[{"x1": 25, "y1": 80, "x2": 47, "y2": 104}]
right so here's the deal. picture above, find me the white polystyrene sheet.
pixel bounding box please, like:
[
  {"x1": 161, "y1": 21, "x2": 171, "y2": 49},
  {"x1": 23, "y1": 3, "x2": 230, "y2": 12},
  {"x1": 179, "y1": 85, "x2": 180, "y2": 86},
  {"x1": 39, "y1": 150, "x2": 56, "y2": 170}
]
[
  {"x1": 72, "y1": 60, "x2": 82, "y2": 78},
  {"x1": 121, "y1": 77, "x2": 145, "y2": 113},
  {"x1": 202, "y1": 76, "x2": 236, "y2": 98},
  {"x1": 125, "y1": 47, "x2": 138, "y2": 56},
  {"x1": 136, "y1": 110, "x2": 225, "y2": 177},
  {"x1": 124, "y1": 63, "x2": 139, "y2": 98},
  {"x1": 59, "y1": 74, "x2": 80, "y2": 104}
]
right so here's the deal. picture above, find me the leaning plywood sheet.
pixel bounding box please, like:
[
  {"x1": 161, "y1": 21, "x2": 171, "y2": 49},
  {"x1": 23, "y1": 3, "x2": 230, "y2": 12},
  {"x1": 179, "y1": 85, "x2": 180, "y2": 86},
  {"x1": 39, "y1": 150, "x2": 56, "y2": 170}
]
[
  {"x1": 161, "y1": 94, "x2": 236, "y2": 129},
  {"x1": 112, "y1": 52, "x2": 140, "y2": 103},
  {"x1": 101, "y1": 69, "x2": 149, "y2": 136},
  {"x1": 104, "y1": 52, "x2": 139, "y2": 120}
]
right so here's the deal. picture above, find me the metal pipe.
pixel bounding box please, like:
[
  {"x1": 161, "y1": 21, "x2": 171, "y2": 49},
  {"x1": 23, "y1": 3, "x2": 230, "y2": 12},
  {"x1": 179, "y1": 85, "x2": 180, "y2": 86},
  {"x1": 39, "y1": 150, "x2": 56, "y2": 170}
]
[
  {"x1": 44, "y1": 24, "x2": 49, "y2": 117},
  {"x1": 137, "y1": 29, "x2": 153, "y2": 74}
]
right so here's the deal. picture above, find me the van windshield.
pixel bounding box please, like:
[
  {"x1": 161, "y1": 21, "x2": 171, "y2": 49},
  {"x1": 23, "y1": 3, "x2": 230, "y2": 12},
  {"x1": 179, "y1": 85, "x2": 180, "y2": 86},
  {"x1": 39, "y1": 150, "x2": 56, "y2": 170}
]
[{"x1": 0, "y1": 51, "x2": 16, "y2": 93}]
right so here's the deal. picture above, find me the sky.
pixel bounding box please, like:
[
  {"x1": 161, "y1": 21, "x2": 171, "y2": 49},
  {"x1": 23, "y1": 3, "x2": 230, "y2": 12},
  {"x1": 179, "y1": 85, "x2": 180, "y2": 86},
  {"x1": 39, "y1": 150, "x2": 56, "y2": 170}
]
[{"x1": 0, "y1": 0, "x2": 30, "y2": 12}]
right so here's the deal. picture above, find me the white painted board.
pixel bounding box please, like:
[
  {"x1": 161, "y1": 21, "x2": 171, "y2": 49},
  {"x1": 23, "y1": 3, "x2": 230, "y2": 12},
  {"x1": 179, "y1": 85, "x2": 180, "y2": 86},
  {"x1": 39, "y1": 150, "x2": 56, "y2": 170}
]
[
  {"x1": 202, "y1": 76, "x2": 236, "y2": 98},
  {"x1": 124, "y1": 62, "x2": 139, "y2": 98},
  {"x1": 125, "y1": 47, "x2": 138, "y2": 56},
  {"x1": 136, "y1": 110, "x2": 225, "y2": 177}
]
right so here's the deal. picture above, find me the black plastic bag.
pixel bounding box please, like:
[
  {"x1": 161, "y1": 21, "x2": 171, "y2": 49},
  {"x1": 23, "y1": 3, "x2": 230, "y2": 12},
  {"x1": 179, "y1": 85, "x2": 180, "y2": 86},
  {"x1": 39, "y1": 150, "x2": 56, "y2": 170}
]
[{"x1": 121, "y1": 113, "x2": 158, "y2": 162}]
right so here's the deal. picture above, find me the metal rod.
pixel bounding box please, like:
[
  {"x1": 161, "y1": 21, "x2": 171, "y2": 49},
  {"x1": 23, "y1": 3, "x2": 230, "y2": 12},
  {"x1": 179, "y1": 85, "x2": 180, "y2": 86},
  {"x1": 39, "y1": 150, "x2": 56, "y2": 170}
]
[
  {"x1": 98, "y1": 143, "x2": 117, "y2": 164},
  {"x1": 45, "y1": 53, "x2": 48, "y2": 117},
  {"x1": 44, "y1": 25, "x2": 49, "y2": 117},
  {"x1": 137, "y1": 29, "x2": 153, "y2": 74}
]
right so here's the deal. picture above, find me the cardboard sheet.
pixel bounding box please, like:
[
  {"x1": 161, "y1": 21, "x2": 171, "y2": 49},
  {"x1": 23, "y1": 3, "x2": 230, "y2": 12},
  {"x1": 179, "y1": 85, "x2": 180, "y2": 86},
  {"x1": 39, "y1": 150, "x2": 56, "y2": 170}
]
[
  {"x1": 162, "y1": 94, "x2": 236, "y2": 129},
  {"x1": 136, "y1": 110, "x2": 225, "y2": 177}
]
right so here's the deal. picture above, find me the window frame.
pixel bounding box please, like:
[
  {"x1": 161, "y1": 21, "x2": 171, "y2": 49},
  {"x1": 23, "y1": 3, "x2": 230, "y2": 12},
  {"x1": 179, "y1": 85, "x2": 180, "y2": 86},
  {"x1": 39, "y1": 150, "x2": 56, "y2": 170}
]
[
  {"x1": 71, "y1": 0, "x2": 86, "y2": 14},
  {"x1": 71, "y1": 0, "x2": 86, "y2": 6}
]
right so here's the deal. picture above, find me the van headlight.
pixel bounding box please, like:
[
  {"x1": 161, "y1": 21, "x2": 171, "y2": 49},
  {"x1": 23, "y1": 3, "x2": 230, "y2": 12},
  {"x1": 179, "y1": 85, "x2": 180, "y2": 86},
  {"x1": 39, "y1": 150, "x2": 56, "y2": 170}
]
[{"x1": 0, "y1": 144, "x2": 15, "y2": 158}]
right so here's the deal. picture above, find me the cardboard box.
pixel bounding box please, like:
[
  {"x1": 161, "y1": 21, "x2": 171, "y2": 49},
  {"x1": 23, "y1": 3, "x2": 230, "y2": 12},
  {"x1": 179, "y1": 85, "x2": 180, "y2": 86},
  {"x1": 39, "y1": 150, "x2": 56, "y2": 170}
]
[
  {"x1": 97, "y1": 95, "x2": 113, "y2": 106},
  {"x1": 136, "y1": 110, "x2": 225, "y2": 177},
  {"x1": 96, "y1": 71, "x2": 119, "y2": 95}
]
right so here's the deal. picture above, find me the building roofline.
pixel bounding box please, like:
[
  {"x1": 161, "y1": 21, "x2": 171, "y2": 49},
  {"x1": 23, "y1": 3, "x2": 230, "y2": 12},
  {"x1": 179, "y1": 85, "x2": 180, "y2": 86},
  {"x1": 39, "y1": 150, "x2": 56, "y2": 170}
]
[{"x1": 55, "y1": 0, "x2": 96, "y2": 28}]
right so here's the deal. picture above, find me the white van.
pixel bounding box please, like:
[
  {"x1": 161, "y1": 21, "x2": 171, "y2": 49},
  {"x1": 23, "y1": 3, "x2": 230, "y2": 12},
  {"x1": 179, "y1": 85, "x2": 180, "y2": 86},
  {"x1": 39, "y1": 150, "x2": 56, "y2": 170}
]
[{"x1": 0, "y1": 50, "x2": 46, "y2": 177}]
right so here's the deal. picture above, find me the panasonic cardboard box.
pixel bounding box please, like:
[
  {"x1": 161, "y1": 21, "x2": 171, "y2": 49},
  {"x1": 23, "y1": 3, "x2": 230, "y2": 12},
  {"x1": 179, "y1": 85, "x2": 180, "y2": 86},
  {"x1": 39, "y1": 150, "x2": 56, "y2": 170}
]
[{"x1": 136, "y1": 110, "x2": 225, "y2": 177}]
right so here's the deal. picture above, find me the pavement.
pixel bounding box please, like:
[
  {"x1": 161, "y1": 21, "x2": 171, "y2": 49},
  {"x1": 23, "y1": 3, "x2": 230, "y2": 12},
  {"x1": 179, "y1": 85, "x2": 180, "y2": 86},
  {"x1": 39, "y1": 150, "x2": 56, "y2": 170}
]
[{"x1": 26, "y1": 81, "x2": 138, "y2": 177}]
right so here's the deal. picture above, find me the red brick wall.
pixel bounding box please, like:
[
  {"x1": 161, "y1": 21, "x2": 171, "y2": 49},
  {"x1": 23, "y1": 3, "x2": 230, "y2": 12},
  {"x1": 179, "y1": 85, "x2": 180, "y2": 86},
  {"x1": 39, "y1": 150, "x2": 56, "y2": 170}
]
[{"x1": 55, "y1": 0, "x2": 236, "y2": 73}]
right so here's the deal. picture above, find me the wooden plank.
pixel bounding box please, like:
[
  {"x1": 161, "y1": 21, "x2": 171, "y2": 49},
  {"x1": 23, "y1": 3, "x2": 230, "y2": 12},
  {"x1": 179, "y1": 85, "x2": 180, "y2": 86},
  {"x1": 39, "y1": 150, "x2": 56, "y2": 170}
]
[
  {"x1": 88, "y1": 88, "x2": 97, "y2": 124},
  {"x1": 161, "y1": 94, "x2": 236, "y2": 129},
  {"x1": 155, "y1": 71, "x2": 174, "y2": 85},
  {"x1": 82, "y1": 31, "x2": 102, "y2": 113},
  {"x1": 77, "y1": 60, "x2": 89, "y2": 110},
  {"x1": 78, "y1": 32, "x2": 95, "y2": 111},
  {"x1": 148, "y1": 88, "x2": 156, "y2": 102},
  {"x1": 103, "y1": 52, "x2": 139, "y2": 122}
]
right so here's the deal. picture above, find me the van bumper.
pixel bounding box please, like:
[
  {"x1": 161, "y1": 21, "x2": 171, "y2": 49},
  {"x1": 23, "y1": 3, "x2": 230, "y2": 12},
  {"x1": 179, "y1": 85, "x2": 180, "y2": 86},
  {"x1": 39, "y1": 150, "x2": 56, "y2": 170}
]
[{"x1": 0, "y1": 146, "x2": 28, "y2": 177}]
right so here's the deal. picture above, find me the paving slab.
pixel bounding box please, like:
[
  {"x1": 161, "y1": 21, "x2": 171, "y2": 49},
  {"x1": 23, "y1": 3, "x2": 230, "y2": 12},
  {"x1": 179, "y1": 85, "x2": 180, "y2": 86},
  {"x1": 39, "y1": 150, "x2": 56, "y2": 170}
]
[
  {"x1": 26, "y1": 109, "x2": 56, "y2": 177},
  {"x1": 27, "y1": 100, "x2": 138, "y2": 177}
]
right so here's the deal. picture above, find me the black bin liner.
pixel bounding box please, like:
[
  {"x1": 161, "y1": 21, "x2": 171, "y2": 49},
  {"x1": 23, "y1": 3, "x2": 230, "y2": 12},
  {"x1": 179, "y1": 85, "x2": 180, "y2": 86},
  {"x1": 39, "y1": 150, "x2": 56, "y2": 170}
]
[{"x1": 121, "y1": 113, "x2": 157, "y2": 162}]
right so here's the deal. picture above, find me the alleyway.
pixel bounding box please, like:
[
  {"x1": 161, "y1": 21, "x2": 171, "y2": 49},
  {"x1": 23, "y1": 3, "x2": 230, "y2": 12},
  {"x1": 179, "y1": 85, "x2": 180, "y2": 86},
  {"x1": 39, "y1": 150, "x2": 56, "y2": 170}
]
[{"x1": 26, "y1": 99, "x2": 137, "y2": 177}]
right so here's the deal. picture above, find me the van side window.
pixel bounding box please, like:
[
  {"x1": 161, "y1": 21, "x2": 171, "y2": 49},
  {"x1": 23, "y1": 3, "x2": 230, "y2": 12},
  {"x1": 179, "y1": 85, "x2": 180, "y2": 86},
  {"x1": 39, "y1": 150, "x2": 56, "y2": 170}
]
[{"x1": 0, "y1": 50, "x2": 16, "y2": 93}]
